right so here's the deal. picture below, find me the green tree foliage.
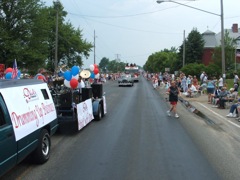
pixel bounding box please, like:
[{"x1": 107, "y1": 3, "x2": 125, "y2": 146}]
[
  {"x1": 143, "y1": 50, "x2": 178, "y2": 73},
  {"x1": 178, "y1": 28, "x2": 204, "y2": 65},
  {"x1": 180, "y1": 63, "x2": 206, "y2": 78},
  {"x1": 106, "y1": 60, "x2": 125, "y2": 73},
  {"x1": 99, "y1": 57, "x2": 110, "y2": 72},
  {"x1": 0, "y1": 0, "x2": 92, "y2": 74},
  {"x1": 180, "y1": 63, "x2": 221, "y2": 79},
  {"x1": 204, "y1": 63, "x2": 221, "y2": 78},
  {"x1": 212, "y1": 30, "x2": 237, "y2": 78},
  {"x1": 0, "y1": 0, "x2": 47, "y2": 69},
  {"x1": 98, "y1": 57, "x2": 130, "y2": 73}
]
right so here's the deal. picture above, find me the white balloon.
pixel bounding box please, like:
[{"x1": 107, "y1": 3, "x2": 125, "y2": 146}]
[
  {"x1": 89, "y1": 64, "x2": 95, "y2": 71},
  {"x1": 95, "y1": 73, "x2": 100, "y2": 79},
  {"x1": 72, "y1": 74, "x2": 79, "y2": 80},
  {"x1": 64, "y1": 79, "x2": 71, "y2": 88}
]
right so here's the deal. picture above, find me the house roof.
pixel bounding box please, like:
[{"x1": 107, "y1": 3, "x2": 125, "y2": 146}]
[
  {"x1": 215, "y1": 27, "x2": 240, "y2": 48},
  {"x1": 202, "y1": 30, "x2": 217, "y2": 48}
]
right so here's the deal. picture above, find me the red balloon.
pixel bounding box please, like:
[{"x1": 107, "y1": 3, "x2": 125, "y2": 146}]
[
  {"x1": 93, "y1": 68, "x2": 99, "y2": 75},
  {"x1": 5, "y1": 67, "x2": 13, "y2": 73},
  {"x1": 94, "y1": 64, "x2": 98, "y2": 68},
  {"x1": 70, "y1": 78, "x2": 78, "y2": 89}
]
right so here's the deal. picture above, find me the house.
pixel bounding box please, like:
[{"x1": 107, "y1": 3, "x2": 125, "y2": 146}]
[{"x1": 202, "y1": 23, "x2": 240, "y2": 66}]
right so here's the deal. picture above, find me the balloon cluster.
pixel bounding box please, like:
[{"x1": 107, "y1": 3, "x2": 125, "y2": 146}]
[
  {"x1": 89, "y1": 64, "x2": 100, "y2": 79},
  {"x1": 63, "y1": 66, "x2": 80, "y2": 89},
  {"x1": 5, "y1": 68, "x2": 21, "y2": 79}
]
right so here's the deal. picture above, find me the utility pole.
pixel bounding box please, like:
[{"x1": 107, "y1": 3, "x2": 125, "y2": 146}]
[
  {"x1": 183, "y1": 30, "x2": 186, "y2": 67},
  {"x1": 220, "y1": 0, "x2": 225, "y2": 79},
  {"x1": 94, "y1": 30, "x2": 96, "y2": 64},
  {"x1": 54, "y1": 0, "x2": 59, "y2": 76},
  {"x1": 115, "y1": 54, "x2": 121, "y2": 62}
]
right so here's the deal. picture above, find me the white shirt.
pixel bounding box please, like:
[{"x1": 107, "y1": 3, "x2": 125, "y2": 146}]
[
  {"x1": 234, "y1": 75, "x2": 239, "y2": 83},
  {"x1": 80, "y1": 80, "x2": 85, "y2": 88},
  {"x1": 218, "y1": 77, "x2": 223, "y2": 87},
  {"x1": 200, "y1": 73, "x2": 204, "y2": 80},
  {"x1": 203, "y1": 76, "x2": 208, "y2": 83},
  {"x1": 189, "y1": 84, "x2": 197, "y2": 92}
]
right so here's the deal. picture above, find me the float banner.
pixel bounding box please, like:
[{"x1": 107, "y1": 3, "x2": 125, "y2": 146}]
[{"x1": 77, "y1": 99, "x2": 94, "y2": 131}]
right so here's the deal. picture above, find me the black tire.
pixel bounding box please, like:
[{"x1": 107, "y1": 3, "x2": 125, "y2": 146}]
[
  {"x1": 33, "y1": 129, "x2": 51, "y2": 164},
  {"x1": 95, "y1": 104, "x2": 102, "y2": 120}
]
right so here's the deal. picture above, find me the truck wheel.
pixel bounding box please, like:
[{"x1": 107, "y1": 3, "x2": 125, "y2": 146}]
[
  {"x1": 33, "y1": 129, "x2": 51, "y2": 164},
  {"x1": 95, "y1": 104, "x2": 102, "y2": 120}
]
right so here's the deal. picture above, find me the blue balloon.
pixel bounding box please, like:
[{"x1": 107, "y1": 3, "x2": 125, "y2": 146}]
[
  {"x1": 90, "y1": 72, "x2": 95, "y2": 79},
  {"x1": 71, "y1": 66, "x2": 79, "y2": 76},
  {"x1": 64, "y1": 71, "x2": 72, "y2": 81},
  {"x1": 5, "y1": 72, "x2": 12, "y2": 79}
]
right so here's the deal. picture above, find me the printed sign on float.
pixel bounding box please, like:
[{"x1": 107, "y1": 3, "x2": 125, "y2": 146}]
[
  {"x1": 77, "y1": 99, "x2": 94, "y2": 130},
  {"x1": 1, "y1": 84, "x2": 57, "y2": 141}
]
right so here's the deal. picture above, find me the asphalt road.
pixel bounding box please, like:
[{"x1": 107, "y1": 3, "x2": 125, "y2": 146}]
[{"x1": 4, "y1": 75, "x2": 240, "y2": 180}]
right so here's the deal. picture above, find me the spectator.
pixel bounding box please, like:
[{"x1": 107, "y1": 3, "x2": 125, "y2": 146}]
[
  {"x1": 210, "y1": 86, "x2": 221, "y2": 104},
  {"x1": 236, "y1": 106, "x2": 240, "y2": 121},
  {"x1": 200, "y1": 71, "x2": 205, "y2": 84},
  {"x1": 181, "y1": 75, "x2": 187, "y2": 92},
  {"x1": 207, "y1": 77, "x2": 215, "y2": 103},
  {"x1": 233, "y1": 72, "x2": 239, "y2": 92},
  {"x1": 192, "y1": 75, "x2": 199, "y2": 90},
  {"x1": 34, "y1": 68, "x2": 47, "y2": 83},
  {"x1": 218, "y1": 75, "x2": 223, "y2": 89},
  {"x1": 226, "y1": 98, "x2": 240, "y2": 118},
  {"x1": 186, "y1": 75, "x2": 192, "y2": 87},
  {"x1": 186, "y1": 83, "x2": 197, "y2": 97},
  {"x1": 153, "y1": 76, "x2": 158, "y2": 89},
  {"x1": 218, "y1": 87, "x2": 229, "y2": 109}
]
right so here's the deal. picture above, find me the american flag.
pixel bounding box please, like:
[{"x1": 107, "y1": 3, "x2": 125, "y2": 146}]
[{"x1": 11, "y1": 59, "x2": 18, "y2": 79}]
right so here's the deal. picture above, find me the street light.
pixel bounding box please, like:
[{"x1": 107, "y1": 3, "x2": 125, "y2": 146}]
[{"x1": 156, "y1": 0, "x2": 225, "y2": 78}]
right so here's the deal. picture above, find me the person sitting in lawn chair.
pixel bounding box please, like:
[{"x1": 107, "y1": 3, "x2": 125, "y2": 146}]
[{"x1": 185, "y1": 83, "x2": 197, "y2": 98}]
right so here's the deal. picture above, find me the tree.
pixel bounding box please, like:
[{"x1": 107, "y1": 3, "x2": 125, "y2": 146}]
[
  {"x1": 99, "y1": 57, "x2": 110, "y2": 72},
  {"x1": 46, "y1": 2, "x2": 92, "y2": 71},
  {"x1": 0, "y1": 0, "x2": 93, "y2": 74},
  {"x1": 178, "y1": 28, "x2": 204, "y2": 65},
  {"x1": 212, "y1": 30, "x2": 237, "y2": 78},
  {"x1": 143, "y1": 50, "x2": 178, "y2": 73},
  {"x1": 0, "y1": 0, "x2": 47, "y2": 69},
  {"x1": 106, "y1": 60, "x2": 125, "y2": 73}
]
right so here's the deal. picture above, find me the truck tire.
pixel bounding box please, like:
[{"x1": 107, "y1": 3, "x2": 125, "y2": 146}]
[
  {"x1": 33, "y1": 129, "x2": 51, "y2": 164},
  {"x1": 95, "y1": 104, "x2": 102, "y2": 120}
]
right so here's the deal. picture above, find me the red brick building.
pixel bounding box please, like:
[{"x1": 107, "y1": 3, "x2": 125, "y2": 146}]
[{"x1": 202, "y1": 23, "x2": 240, "y2": 66}]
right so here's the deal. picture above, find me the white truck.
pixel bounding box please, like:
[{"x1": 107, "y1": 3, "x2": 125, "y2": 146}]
[{"x1": 125, "y1": 64, "x2": 140, "y2": 82}]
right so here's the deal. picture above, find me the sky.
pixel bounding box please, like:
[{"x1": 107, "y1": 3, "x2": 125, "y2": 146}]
[{"x1": 44, "y1": 0, "x2": 240, "y2": 69}]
